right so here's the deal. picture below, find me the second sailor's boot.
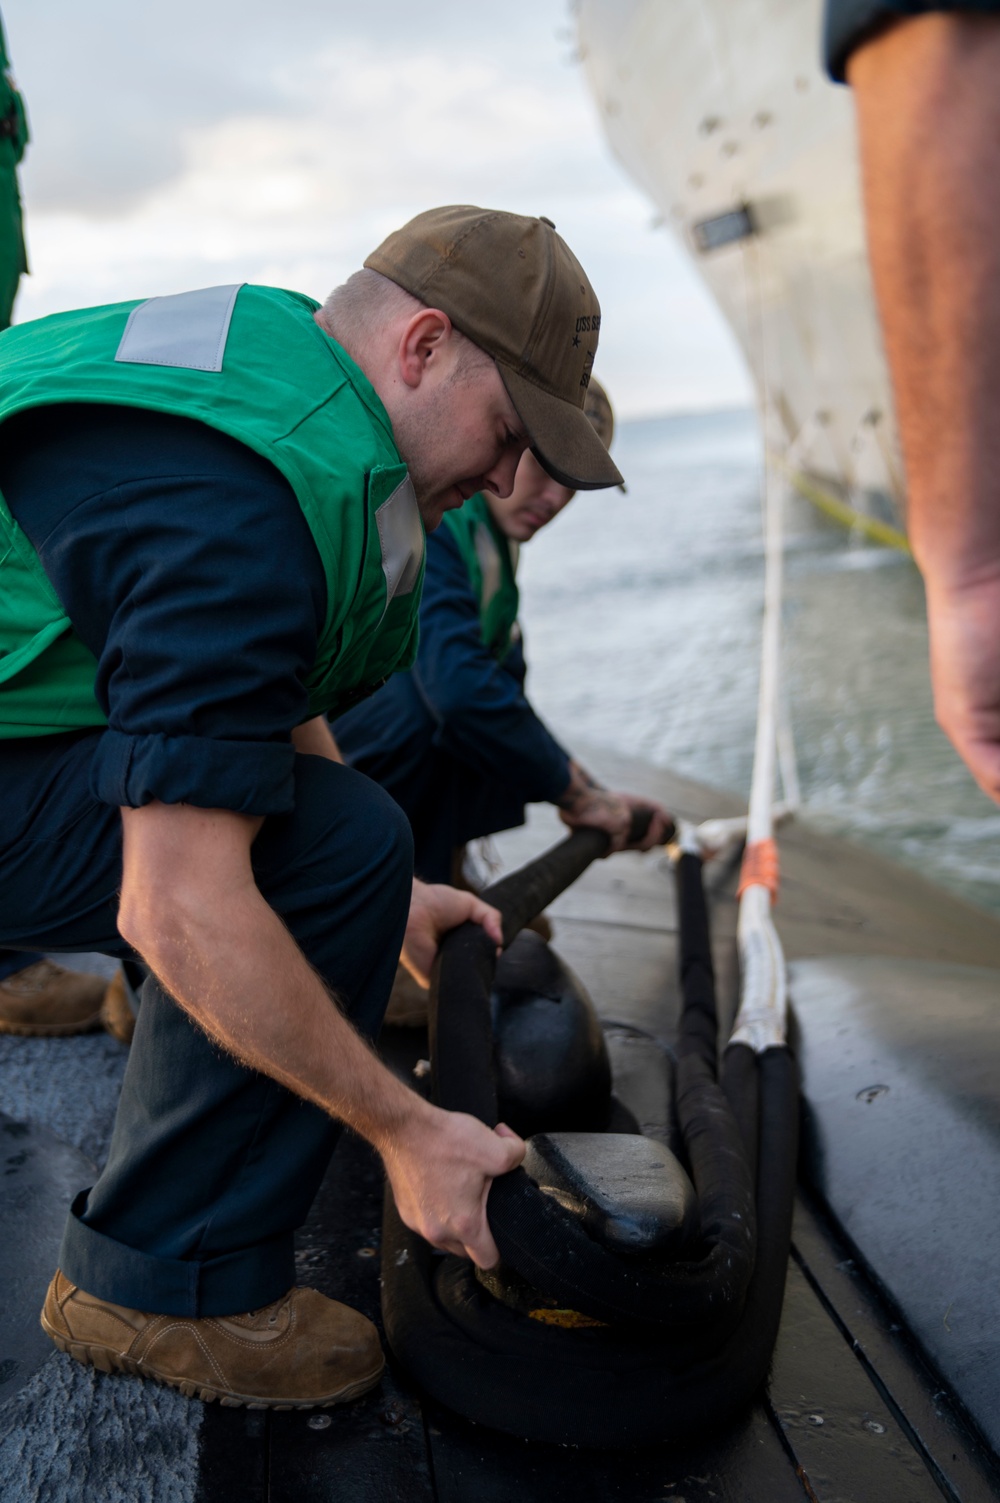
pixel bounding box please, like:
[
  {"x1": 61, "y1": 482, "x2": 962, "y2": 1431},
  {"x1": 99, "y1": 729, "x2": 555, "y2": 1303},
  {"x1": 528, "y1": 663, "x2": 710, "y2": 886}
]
[
  {"x1": 99, "y1": 969, "x2": 136, "y2": 1046},
  {"x1": 0, "y1": 961, "x2": 107, "y2": 1037}
]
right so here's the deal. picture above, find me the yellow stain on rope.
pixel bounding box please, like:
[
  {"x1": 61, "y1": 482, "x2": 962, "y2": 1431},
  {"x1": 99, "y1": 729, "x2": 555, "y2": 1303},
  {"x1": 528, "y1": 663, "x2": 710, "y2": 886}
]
[{"x1": 528, "y1": 1308, "x2": 608, "y2": 1329}]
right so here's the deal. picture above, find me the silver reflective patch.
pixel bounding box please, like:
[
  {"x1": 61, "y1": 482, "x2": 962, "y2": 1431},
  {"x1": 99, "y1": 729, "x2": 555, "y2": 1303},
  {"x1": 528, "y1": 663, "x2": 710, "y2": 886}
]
[
  {"x1": 375, "y1": 475, "x2": 423, "y2": 604},
  {"x1": 115, "y1": 284, "x2": 244, "y2": 372}
]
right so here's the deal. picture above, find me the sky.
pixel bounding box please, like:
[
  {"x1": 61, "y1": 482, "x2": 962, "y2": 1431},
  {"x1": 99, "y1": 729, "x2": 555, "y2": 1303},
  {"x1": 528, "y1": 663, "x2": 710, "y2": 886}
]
[{"x1": 2, "y1": 0, "x2": 753, "y2": 418}]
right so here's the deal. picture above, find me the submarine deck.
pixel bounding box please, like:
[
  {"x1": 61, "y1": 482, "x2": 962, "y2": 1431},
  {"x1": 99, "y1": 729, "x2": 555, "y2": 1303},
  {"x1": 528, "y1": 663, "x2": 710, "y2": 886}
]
[{"x1": 2, "y1": 744, "x2": 999, "y2": 1502}]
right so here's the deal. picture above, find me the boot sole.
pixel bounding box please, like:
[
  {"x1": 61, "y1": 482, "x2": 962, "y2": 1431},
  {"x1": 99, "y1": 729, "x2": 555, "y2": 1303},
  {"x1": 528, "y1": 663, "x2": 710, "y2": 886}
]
[
  {"x1": 0, "y1": 1010, "x2": 104, "y2": 1037},
  {"x1": 41, "y1": 1314, "x2": 385, "y2": 1410}
]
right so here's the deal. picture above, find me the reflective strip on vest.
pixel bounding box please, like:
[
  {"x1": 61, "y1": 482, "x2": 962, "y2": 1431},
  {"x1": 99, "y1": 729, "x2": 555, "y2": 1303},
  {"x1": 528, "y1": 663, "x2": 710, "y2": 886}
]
[
  {"x1": 375, "y1": 475, "x2": 423, "y2": 607},
  {"x1": 115, "y1": 284, "x2": 244, "y2": 372}
]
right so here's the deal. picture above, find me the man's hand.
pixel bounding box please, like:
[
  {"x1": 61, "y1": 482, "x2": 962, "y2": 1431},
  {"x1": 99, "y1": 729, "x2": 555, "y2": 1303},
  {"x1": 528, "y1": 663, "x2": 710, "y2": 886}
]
[
  {"x1": 380, "y1": 1101, "x2": 524, "y2": 1268},
  {"x1": 400, "y1": 878, "x2": 503, "y2": 988},
  {"x1": 557, "y1": 761, "x2": 672, "y2": 852}
]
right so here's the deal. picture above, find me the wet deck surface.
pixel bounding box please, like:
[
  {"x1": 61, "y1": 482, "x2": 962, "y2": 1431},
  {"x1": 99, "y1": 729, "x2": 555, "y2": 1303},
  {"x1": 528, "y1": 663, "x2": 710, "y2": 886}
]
[{"x1": 3, "y1": 747, "x2": 1000, "y2": 1501}]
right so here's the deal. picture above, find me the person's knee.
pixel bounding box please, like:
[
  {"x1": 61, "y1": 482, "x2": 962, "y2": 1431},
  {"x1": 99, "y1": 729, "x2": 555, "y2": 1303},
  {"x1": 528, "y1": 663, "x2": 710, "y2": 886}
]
[{"x1": 351, "y1": 770, "x2": 414, "y2": 904}]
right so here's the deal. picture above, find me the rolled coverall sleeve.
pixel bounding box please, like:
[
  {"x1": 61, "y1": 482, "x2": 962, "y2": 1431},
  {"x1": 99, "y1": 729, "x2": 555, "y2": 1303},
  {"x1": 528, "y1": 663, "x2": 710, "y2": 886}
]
[
  {"x1": 0, "y1": 406, "x2": 328, "y2": 815},
  {"x1": 411, "y1": 523, "x2": 572, "y2": 804},
  {"x1": 824, "y1": 0, "x2": 1000, "y2": 81}
]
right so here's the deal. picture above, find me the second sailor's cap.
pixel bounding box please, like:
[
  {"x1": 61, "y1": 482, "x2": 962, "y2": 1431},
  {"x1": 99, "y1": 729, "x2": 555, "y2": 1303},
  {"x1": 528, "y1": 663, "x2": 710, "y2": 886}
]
[{"x1": 365, "y1": 204, "x2": 624, "y2": 491}]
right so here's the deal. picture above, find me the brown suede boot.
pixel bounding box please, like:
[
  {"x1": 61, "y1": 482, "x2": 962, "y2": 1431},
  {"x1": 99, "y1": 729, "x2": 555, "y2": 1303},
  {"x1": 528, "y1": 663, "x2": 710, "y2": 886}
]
[
  {"x1": 41, "y1": 1271, "x2": 384, "y2": 1410},
  {"x1": 0, "y1": 961, "x2": 106, "y2": 1036},
  {"x1": 99, "y1": 968, "x2": 136, "y2": 1046}
]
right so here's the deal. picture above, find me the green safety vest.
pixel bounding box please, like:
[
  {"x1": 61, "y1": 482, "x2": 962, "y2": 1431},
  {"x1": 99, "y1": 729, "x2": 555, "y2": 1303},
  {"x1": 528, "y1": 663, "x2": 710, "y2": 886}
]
[
  {"x1": 0, "y1": 282, "x2": 426, "y2": 736},
  {"x1": 441, "y1": 492, "x2": 521, "y2": 661},
  {"x1": 0, "y1": 9, "x2": 29, "y2": 327}
]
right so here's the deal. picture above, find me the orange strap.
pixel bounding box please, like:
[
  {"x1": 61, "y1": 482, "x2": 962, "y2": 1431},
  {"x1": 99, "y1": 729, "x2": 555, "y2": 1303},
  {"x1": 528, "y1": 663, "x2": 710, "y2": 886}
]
[{"x1": 737, "y1": 838, "x2": 780, "y2": 903}]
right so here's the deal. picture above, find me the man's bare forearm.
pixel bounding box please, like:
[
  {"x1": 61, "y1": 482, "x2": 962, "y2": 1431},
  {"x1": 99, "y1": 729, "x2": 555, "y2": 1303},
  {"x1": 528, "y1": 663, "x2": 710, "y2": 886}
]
[
  {"x1": 848, "y1": 15, "x2": 1000, "y2": 799},
  {"x1": 849, "y1": 16, "x2": 1000, "y2": 590},
  {"x1": 117, "y1": 801, "x2": 521, "y2": 1266},
  {"x1": 117, "y1": 803, "x2": 421, "y2": 1151}
]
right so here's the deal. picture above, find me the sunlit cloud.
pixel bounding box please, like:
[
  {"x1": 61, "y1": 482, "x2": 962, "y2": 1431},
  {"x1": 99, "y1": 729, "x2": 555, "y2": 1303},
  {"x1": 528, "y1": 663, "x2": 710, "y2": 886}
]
[{"x1": 5, "y1": 0, "x2": 752, "y2": 416}]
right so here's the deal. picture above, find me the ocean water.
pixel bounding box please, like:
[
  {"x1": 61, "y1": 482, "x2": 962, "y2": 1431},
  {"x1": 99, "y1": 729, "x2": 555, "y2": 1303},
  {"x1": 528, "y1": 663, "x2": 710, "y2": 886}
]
[{"x1": 517, "y1": 407, "x2": 1000, "y2": 915}]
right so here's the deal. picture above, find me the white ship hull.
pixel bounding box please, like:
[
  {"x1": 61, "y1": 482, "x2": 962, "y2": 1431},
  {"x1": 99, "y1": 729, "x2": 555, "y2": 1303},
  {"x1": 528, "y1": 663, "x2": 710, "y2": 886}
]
[{"x1": 576, "y1": 0, "x2": 906, "y2": 537}]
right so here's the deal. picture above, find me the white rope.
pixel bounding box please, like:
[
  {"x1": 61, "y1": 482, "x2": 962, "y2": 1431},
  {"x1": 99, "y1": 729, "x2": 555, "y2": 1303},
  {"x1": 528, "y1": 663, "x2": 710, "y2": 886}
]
[
  {"x1": 728, "y1": 242, "x2": 790, "y2": 1054},
  {"x1": 777, "y1": 689, "x2": 801, "y2": 814},
  {"x1": 672, "y1": 804, "x2": 794, "y2": 862},
  {"x1": 663, "y1": 239, "x2": 791, "y2": 1051},
  {"x1": 667, "y1": 461, "x2": 790, "y2": 1055},
  {"x1": 746, "y1": 463, "x2": 784, "y2": 849}
]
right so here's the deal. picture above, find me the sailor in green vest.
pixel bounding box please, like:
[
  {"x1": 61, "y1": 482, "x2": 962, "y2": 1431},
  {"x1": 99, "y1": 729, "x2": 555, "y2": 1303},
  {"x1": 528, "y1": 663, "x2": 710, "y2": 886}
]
[
  {"x1": 335, "y1": 377, "x2": 672, "y2": 1021},
  {"x1": 0, "y1": 206, "x2": 624, "y2": 1407},
  {"x1": 0, "y1": 6, "x2": 114, "y2": 1037}
]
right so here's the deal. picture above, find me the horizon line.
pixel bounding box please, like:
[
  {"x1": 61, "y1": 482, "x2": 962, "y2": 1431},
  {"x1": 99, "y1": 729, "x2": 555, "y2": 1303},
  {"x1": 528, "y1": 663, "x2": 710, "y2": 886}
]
[{"x1": 619, "y1": 401, "x2": 756, "y2": 426}]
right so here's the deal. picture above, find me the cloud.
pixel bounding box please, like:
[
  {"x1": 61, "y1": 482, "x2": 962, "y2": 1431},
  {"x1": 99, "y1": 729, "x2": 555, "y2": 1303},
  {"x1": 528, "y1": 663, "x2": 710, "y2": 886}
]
[
  {"x1": 7, "y1": 0, "x2": 583, "y2": 214},
  {"x1": 3, "y1": 0, "x2": 752, "y2": 415}
]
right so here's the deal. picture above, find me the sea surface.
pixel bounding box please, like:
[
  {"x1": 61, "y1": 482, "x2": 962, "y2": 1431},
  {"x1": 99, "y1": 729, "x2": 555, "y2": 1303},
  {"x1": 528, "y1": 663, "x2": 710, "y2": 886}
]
[{"x1": 518, "y1": 407, "x2": 1000, "y2": 915}]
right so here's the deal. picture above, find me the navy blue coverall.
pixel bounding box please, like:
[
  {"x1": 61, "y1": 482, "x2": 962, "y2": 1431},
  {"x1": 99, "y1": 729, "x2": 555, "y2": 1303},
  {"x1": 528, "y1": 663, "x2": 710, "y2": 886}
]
[
  {"x1": 0, "y1": 404, "x2": 412, "y2": 1315},
  {"x1": 335, "y1": 515, "x2": 572, "y2": 884}
]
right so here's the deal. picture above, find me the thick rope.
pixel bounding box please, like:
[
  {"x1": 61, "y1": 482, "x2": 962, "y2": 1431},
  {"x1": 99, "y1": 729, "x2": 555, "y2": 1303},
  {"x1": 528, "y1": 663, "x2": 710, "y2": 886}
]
[{"x1": 730, "y1": 241, "x2": 789, "y2": 1054}]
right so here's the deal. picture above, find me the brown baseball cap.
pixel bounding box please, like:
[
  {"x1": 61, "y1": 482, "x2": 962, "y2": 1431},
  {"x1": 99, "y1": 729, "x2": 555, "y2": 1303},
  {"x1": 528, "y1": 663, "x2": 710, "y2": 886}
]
[
  {"x1": 365, "y1": 205, "x2": 624, "y2": 491},
  {"x1": 584, "y1": 375, "x2": 615, "y2": 451}
]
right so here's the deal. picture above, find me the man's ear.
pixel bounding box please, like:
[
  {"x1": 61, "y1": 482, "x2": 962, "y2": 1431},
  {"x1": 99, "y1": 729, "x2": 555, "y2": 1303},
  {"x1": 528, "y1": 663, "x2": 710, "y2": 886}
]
[{"x1": 397, "y1": 308, "x2": 454, "y2": 389}]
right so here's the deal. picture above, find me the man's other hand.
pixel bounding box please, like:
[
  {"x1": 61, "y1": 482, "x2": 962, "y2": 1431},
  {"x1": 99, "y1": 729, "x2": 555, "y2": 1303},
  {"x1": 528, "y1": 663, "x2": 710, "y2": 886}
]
[
  {"x1": 401, "y1": 878, "x2": 503, "y2": 988},
  {"x1": 382, "y1": 1104, "x2": 525, "y2": 1268},
  {"x1": 558, "y1": 761, "x2": 672, "y2": 852}
]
